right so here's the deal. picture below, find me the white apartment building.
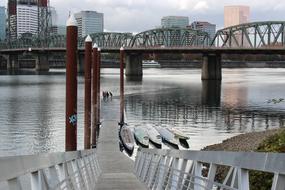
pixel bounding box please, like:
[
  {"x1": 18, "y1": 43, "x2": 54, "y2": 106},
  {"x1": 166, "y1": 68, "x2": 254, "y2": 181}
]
[
  {"x1": 74, "y1": 11, "x2": 104, "y2": 37},
  {"x1": 17, "y1": 4, "x2": 38, "y2": 37}
]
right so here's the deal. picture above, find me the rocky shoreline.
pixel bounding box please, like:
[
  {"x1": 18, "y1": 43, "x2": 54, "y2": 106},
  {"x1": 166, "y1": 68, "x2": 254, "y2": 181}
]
[{"x1": 202, "y1": 128, "x2": 283, "y2": 152}]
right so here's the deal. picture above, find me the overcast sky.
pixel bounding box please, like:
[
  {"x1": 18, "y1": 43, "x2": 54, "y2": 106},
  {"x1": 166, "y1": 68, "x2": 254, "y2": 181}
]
[{"x1": 1, "y1": 0, "x2": 285, "y2": 32}]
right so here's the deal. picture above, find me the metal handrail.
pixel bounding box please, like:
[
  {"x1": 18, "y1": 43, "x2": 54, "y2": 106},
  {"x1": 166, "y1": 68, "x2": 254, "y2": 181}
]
[
  {"x1": 0, "y1": 149, "x2": 101, "y2": 190},
  {"x1": 134, "y1": 148, "x2": 285, "y2": 190}
]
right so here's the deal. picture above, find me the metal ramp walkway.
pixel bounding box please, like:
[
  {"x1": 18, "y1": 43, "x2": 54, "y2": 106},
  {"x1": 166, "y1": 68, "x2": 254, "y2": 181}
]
[{"x1": 95, "y1": 99, "x2": 146, "y2": 190}]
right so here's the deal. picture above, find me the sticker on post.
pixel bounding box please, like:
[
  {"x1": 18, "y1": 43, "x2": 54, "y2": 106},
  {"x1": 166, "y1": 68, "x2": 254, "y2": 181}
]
[{"x1": 69, "y1": 114, "x2": 77, "y2": 126}]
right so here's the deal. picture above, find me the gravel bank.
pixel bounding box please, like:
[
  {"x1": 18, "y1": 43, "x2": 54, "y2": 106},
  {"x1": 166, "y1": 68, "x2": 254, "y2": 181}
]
[{"x1": 202, "y1": 128, "x2": 283, "y2": 151}]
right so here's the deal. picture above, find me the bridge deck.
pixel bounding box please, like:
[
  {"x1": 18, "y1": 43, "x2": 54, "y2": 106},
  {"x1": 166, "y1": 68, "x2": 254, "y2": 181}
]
[{"x1": 95, "y1": 98, "x2": 146, "y2": 190}]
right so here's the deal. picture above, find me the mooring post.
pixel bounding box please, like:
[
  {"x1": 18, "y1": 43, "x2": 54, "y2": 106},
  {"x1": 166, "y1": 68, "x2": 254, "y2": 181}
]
[
  {"x1": 97, "y1": 48, "x2": 101, "y2": 129},
  {"x1": 92, "y1": 43, "x2": 98, "y2": 148},
  {"x1": 84, "y1": 35, "x2": 92, "y2": 149},
  {"x1": 119, "y1": 47, "x2": 125, "y2": 125},
  {"x1": 65, "y1": 15, "x2": 78, "y2": 151}
]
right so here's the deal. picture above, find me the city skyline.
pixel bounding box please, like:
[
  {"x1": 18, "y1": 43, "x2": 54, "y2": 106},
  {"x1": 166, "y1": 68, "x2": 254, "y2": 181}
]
[{"x1": 1, "y1": 0, "x2": 285, "y2": 32}]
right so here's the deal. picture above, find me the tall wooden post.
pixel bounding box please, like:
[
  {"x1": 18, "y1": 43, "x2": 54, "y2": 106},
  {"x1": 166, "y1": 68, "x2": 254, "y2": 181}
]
[
  {"x1": 84, "y1": 35, "x2": 92, "y2": 149},
  {"x1": 65, "y1": 15, "x2": 78, "y2": 151},
  {"x1": 92, "y1": 44, "x2": 98, "y2": 148},
  {"x1": 119, "y1": 47, "x2": 125, "y2": 125},
  {"x1": 97, "y1": 48, "x2": 101, "y2": 126}
]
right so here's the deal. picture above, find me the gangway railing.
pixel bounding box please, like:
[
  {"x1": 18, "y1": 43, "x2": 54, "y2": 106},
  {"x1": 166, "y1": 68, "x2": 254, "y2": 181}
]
[
  {"x1": 0, "y1": 149, "x2": 101, "y2": 190},
  {"x1": 134, "y1": 148, "x2": 285, "y2": 190}
]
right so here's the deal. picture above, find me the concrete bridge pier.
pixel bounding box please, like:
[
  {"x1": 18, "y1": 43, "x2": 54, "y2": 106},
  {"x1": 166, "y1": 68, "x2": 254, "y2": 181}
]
[
  {"x1": 201, "y1": 54, "x2": 222, "y2": 80},
  {"x1": 35, "y1": 54, "x2": 49, "y2": 71},
  {"x1": 7, "y1": 54, "x2": 19, "y2": 70},
  {"x1": 125, "y1": 53, "x2": 143, "y2": 79}
]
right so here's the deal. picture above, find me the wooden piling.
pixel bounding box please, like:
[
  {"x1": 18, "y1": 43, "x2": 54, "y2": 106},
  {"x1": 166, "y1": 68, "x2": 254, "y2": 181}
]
[
  {"x1": 65, "y1": 15, "x2": 78, "y2": 151},
  {"x1": 84, "y1": 35, "x2": 92, "y2": 149},
  {"x1": 92, "y1": 44, "x2": 98, "y2": 147},
  {"x1": 120, "y1": 47, "x2": 125, "y2": 125}
]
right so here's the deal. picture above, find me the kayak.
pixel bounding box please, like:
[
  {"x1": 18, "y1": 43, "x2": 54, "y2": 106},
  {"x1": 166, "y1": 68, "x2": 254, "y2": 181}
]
[
  {"x1": 155, "y1": 126, "x2": 179, "y2": 149},
  {"x1": 146, "y1": 125, "x2": 162, "y2": 148},
  {"x1": 167, "y1": 127, "x2": 190, "y2": 149},
  {"x1": 134, "y1": 127, "x2": 149, "y2": 148},
  {"x1": 119, "y1": 125, "x2": 135, "y2": 155},
  {"x1": 167, "y1": 127, "x2": 190, "y2": 140}
]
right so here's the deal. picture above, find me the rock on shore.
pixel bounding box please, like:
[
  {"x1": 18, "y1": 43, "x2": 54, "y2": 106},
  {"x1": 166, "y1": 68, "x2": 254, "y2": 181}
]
[{"x1": 202, "y1": 129, "x2": 283, "y2": 152}]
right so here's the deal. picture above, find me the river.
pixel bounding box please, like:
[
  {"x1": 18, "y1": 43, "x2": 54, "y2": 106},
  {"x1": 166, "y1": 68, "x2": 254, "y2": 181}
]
[{"x1": 0, "y1": 68, "x2": 284, "y2": 156}]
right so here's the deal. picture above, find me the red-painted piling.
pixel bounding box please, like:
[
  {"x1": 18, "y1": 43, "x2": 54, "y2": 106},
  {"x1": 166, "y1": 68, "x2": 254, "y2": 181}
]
[
  {"x1": 120, "y1": 47, "x2": 125, "y2": 125},
  {"x1": 97, "y1": 48, "x2": 101, "y2": 127},
  {"x1": 92, "y1": 44, "x2": 98, "y2": 147},
  {"x1": 65, "y1": 15, "x2": 78, "y2": 151},
  {"x1": 84, "y1": 35, "x2": 92, "y2": 149}
]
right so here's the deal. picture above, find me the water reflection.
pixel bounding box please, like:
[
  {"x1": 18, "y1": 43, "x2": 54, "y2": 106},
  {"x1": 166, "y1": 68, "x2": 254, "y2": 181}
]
[
  {"x1": 201, "y1": 81, "x2": 221, "y2": 107},
  {"x1": 0, "y1": 68, "x2": 285, "y2": 155}
]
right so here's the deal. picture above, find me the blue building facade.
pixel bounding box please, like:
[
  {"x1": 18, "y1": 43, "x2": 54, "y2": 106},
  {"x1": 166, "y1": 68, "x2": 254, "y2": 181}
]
[{"x1": 0, "y1": 6, "x2": 6, "y2": 41}]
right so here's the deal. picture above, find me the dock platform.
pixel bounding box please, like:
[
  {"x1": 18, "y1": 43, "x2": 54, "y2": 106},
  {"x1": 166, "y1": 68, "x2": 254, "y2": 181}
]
[{"x1": 95, "y1": 99, "x2": 146, "y2": 190}]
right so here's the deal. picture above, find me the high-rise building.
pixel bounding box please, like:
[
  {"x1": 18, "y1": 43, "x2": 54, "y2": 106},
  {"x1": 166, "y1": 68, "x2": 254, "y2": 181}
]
[
  {"x1": 161, "y1": 16, "x2": 189, "y2": 28},
  {"x1": 190, "y1": 21, "x2": 216, "y2": 41},
  {"x1": 74, "y1": 11, "x2": 104, "y2": 37},
  {"x1": 0, "y1": 7, "x2": 6, "y2": 41},
  {"x1": 224, "y1": 5, "x2": 250, "y2": 27},
  {"x1": 7, "y1": 0, "x2": 51, "y2": 40},
  {"x1": 17, "y1": 4, "x2": 38, "y2": 37}
]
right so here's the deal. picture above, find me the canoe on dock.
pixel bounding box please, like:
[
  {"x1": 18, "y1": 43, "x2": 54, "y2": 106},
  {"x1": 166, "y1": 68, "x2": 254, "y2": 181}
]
[
  {"x1": 119, "y1": 125, "x2": 135, "y2": 155},
  {"x1": 155, "y1": 126, "x2": 179, "y2": 149},
  {"x1": 167, "y1": 127, "x2": 190, "y2": 148},
  {"x1": 167, "y1": 127, "x2": 189, "y2": 140},
  {"x1": 134, "y1": 127, "x2": 149, "y2": 148},
  {"x1": 146, "y1": 125, "x2": 162, "y2": 148}
]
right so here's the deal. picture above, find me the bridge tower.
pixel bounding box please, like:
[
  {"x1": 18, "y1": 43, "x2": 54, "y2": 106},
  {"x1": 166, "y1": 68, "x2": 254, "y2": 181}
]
[{"x1": 37, "y1": 0, "x2": 51, "y2": 47}]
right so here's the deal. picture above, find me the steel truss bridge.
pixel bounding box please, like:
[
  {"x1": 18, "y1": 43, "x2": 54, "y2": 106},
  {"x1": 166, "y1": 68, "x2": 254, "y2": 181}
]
[{"x1": 1, "y1": 21, "x2": 284, "y2": 50}]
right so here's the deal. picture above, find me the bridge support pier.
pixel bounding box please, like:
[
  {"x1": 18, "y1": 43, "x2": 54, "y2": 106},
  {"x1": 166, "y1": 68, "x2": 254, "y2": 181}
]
[
  {"x1": 201, "y1": 54, "x2": 222, "y2": 80},
  {"x1": 125, "y1": 53, "x2": 143, "y2": 79},
  {"x1": 7, "y1": 55, "x2": 19, "y2": 70},
  {"x1": 35, "y1": 54, "x2": 49, "y2": 71}
]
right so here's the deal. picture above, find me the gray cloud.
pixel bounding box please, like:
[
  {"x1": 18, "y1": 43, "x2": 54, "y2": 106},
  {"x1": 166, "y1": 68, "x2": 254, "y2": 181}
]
[{"x1": 1, "y1": 0, "x2": 285, "y2": 32}]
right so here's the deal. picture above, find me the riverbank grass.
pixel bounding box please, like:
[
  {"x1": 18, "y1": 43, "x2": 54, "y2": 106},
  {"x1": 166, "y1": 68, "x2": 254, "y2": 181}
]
[{"x1": 250, "y1": 128, "x2": 285, "y2": 190}]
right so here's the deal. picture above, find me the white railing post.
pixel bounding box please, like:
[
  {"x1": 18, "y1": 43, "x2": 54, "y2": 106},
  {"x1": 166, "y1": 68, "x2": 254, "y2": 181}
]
[
  {"x1": 193, "y1": 161, "x2": 204, "y2": 190},
  {"x1": 169, "y1": 157, "x2": 180, "y2": 190},
  {"x1": 159, "y1": 156, "x2": 172, "y2": 190},
  {"x1": 237, "y1": 168, "x2": 249, "y2": 190},
  {"x1": 146, "y1": 155, "x2": 161, "y2": 188},
  {"x1": 271, "y1": 173, "x2": 285, "y2": 190},
  {"x1": 177, "y1": 159, "x2": 188, "y2": 189},
  {"x1": 138, "y1": 152, "x2": 148, "y2": 178},
  {"x1": 47, "y1": 165, "x2": 60, "y2": 188},
  {"x1": 206, "y1": 163, "x2": 217, "y2": 189},
  {"x1": 30, "y1": 170, "x2": 48, "y2": 190},
  {"x1": 153, "y1": 155, "x2": 167, "y2": 190},
  {"x1": 142, "y1": 153, "x2": 154, "y2": 182},
  {"x1": 7, "y1": 177, "x2": 22, "y2": 190}
]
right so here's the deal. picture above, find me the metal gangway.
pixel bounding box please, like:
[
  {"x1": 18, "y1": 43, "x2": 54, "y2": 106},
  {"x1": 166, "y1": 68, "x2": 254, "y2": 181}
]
[
  {"x1": 0, "y1": 149, "x2": 101, "y2": 189},
  {"x1": 134, "y1": 148, "x2": 285, "y2": 190}
]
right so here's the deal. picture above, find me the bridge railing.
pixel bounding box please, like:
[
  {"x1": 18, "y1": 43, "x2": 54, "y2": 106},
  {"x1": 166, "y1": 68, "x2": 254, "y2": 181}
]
[
  {"x1": 134, "y1": 148, "x2": 285, "y2": 190},
  {"x1": 0, "y1": 149, "x2": 101, "y2": 190}
]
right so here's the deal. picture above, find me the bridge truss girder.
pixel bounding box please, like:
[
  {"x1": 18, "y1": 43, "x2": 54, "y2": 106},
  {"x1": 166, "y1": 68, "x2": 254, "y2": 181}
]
[
  {"x1": 212, "y1": 21, "x2": 285, "y2": 48},
  {"x1": 129, "y1": 28, "x2": 210, "y2": 47},
  {"x1": 78, "y1": 32, "x2": 133, "y2": 48}
]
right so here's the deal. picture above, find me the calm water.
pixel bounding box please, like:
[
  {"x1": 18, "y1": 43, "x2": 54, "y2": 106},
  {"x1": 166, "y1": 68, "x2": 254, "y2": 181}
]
[{"x1": 0, "y1": 68, "x2": 284, "y2": 156}]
